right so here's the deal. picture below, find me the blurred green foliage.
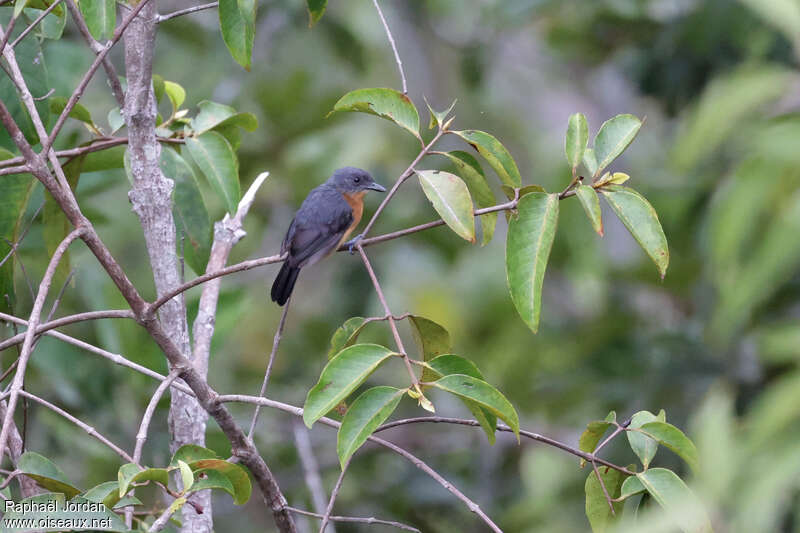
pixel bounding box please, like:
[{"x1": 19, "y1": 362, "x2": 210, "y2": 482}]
[{"x1": 2, "y1": 0, "x2": 800, "y2": 531}]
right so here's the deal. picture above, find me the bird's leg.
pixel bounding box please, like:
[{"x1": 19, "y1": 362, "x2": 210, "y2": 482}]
[{"x1": 344, "y1": 233, "x2": 364, "y2": 254}]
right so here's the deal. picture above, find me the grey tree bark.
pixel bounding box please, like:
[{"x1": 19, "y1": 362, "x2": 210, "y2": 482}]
[{"x1": 123, "y1": 3, "x2": 212, "y2": 531}]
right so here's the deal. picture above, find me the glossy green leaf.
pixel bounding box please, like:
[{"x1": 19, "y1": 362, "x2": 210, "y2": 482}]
[
  {"x1": 627, "y1": 411, "x2": 659, "y2": 469},
  {"x1": 18, "y1": 452, "x2": 81, "y2": 499},
  {"x1": 425, "y1": 98, "x2": 456, "y2": 129},
  {"x1": 575, "y1": 184, "x2": 603, "y2": 236},
  {"x1": 306, "y1": 0, "x2": 327, "y2": 26},
  {"x1": 107, "y1": 107, "x2": 124, "y2": 134},
  {"x1": 170, "y1": 444, "x2": 219, "y2": 467},
  {"x1": 31, "y1": 6, "x2": 66, "y2": 40},
  {"x1": 427, "y1": 354, "x2": 497, "y2": 444},
  {"x1": 304, "y1": 344, "x2": 397, "y2": 427},
  {"x1": 635, "y1": 468, "x2": 713, "y2": 533},
  {"x1": 506, "y1": 192, "x2": 559, "y2": 333},
  {"x1": 185, "y1": 131, "x2": 240, "y2": 215},
  {"x1": 408, "y1": 315, "x2": 452, "y2": 384},
  {"x1": 328, "y1": 316, "x2": 369, "y2": 359},
  {"x1": 48, "y1": 97, "x2": 94, "y2": 126},
  {"x1": 192, "y1": 100, "x2": 258, "y2": 134},
  {"x1": 438, "y1": 150, "x2": 497, "y2": 245},
  {"x1": 566, "y1": 113, "x2": 589, "y2": 170},
  {"x1": 585, "y1": 467, "x2": 625, "y2": 532},
  {"x1": 219, "y1": 0, "x2": 256, "y2": 70},
  {"x1": 431, "y1": 374, "x2": 519, "y2": 440},
  {"x1": 579, "y1": 421, "x2": 612, "y2": 455},
  {"x1": 78, "y1": 0, "x2": 115, "y2": 40},
  {"x1": 416, "y1": 170, "x2": 475, "y2": 243},
  {"x1": 188, "y1": 459, "x2": 251, "y2": 505},
  {"x1": 178, "y1": 460, "x2": 194, "y2": 492},
  {"x1": 453, "y1": 130, "x2": 521, "y2": 188},
  {"x1": 82, "y1": 481, "x2": 123, "y2": 509},
  {"x1": 638, "y1": 421, "x2": 699, "y2": 473},
  {"x1": 14, "y1": 0, "x2": 28, "y2": 18},
  {"x1": 619, "y1": 475, "x2": 646, "y2": 500},
  {"x1": 337, "y1": 386, "x2": 404, "y2": 468},
  {"x1": 161, "y1": 147, "x2": 212, "y2": 274},
  {"x1": 112, "y1": 495, "x2": 142, "y2": 509},
  {"x1": 593, "y1": 114, "x2": 642, "y2": 175},
  {"x1": 188, "y1": 468, "x2": 235, "y2": 499},
  {"x1": 0, "y1": 31, "x2": 48, "y2": 149},
  {"x1": 117, "y1": 464, "x2": 169, "y2": 497},
  {"x1": 164, "y1": 81, "x2": 186, "y2": 112},
  {"x1": 600, "y1": 185, "x2": 669, "y2": 279},
  {"x1": 331, "y1": 88, "x2": 420, "y2": 138},
  {"x1": 583, "y1": 148, "x2": 598, "y2": 177}
]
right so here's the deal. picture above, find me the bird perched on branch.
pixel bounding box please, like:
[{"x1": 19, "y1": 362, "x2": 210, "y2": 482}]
[{"x1": 271, "y1": 167, "x2": 386, "y2": 306}]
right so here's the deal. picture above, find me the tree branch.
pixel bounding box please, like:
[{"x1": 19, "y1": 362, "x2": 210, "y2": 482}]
[
  {"x1": 156, "y1": 2, "x2": 219, "y2": 23},
  {"x1": 287, "y1": 506, "x2": 418, "y2": 532},
  {"x1": 371, "y1": 0, "x2": 407, "y2": 94}
]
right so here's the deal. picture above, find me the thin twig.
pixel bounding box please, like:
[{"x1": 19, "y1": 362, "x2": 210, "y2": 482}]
[
  {"x1": 291, "y1": 420, "x2": 332, "y2": 530},
  {"x1": 156, "y1": 2, "x2": 219, "y2": 23},
  {"x1": 248, "y1": 300, "x2": 290, "y2": 438},
  {"x1": 287, "y1": 507, "x2": 419, "y2": 533},
  {"x1": 319, "y1": 462, "x2": 349, "y2": 533},
  {"x1": 371, "y1": 0, "x2": 407, "y2": 94},
  {"x1": 591, "y1": 460, "x2": 616, "y2": 514}
]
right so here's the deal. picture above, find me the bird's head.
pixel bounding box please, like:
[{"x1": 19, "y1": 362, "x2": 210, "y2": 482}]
[{"x1": 328, "y1": 167, "x2": 386, "y2": 194}]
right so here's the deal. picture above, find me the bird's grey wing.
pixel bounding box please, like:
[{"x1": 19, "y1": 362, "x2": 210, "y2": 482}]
[{"x1": 288, "y1": 193, "x2": 353, "y2": 267}]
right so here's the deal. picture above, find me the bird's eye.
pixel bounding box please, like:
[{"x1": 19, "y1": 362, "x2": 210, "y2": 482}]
[{"x1": 354, "y1": 176, "x2": 361, "y2": 183}]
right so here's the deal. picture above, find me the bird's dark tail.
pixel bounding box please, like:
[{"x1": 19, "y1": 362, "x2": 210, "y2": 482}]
[{"x1": 271, "y1": 262, "x2": 300, "y2": 306}]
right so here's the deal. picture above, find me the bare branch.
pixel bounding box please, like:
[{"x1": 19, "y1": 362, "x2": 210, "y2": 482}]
[
  {"x1": 291, "y1": 420, "x2": 332, "y2": 530},
  {"x1": 371, "y1": 0, "x2": 407, "y2": 94},
  {"x1": 156, "y1": 2, "x2": 219, "y2": 23},
  {"x1": 287, "y1": 507, "x2": 419, "y2": 533},
  {"x1": 319, "y1": 463, "x2": 348, "y2": 533}
]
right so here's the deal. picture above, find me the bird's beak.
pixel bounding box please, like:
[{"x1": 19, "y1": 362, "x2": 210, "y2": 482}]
[{"x1": 367, "y1": 182, "x2": 387, "y2": 193}]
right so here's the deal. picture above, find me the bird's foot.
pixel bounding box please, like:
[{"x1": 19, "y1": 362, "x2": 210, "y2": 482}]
[{"x1": 344, "y1": 233, "x2": 364, "y2": 255}]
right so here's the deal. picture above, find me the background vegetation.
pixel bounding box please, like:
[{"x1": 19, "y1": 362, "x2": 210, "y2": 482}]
[{"x1": 2, "y1": 0, "x2": 800, "y2": 531}]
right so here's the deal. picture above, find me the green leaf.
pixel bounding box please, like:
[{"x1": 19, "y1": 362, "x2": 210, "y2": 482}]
[
  {"x1": 187, "y1": 459, "x2": 251, "y2": 505},
  {"x1": 426, "y1": 354, "x2": 497, "y2": 444},
  {"x1": 619, "y1": 475, "x2": 646, "y2": 500},
  {"x1": 18, "y1": 452, "x2": 81, "y2": 499},
  {"x1": 78, "y1": 0, "x2": 115, "y2": 40},
  {"x1": 416, "y1": 170, "x2": 475, "y2": 243},
  {"x1": 152, "y1": 74, "x2": 165, "y2": 105},
  {"x1": 161, "y1": 147, "x2": 212, "y2": 274},
  {"x1": 501, "y1": 184, "x2": 546, "y2": 201},
  {"x1": 164, "y1": 81, "x2": 186, "y2": 112},
  {"x1": 83, "y1": 481, "x2": 124, "y2": 509},
  {"x1": 453, "y1": 130, "x2": 521, "y2": 188},
  {"x1": 506, "y1": 192, "x2": 559, "y2": 333},
  {"x1": 169, "y1": 444, "x2": 219, "y2": 467},
  {"x1": 600, "y1": 185, "x2": 669, "y2": 279},
  {"x1": 178, "y1": 460, "x2": 194, "y2": 492},
  {"x1": 579, "y1": 421, "x2": 612, "y2": 455},
  {"x1": 638, "y1": 421, "x2": 699, "y2": 473},
  {"x1": 328, "y1": 317, "x2": 369, "y2": 359},
  {"x1": 112, "y1": 495, "x2": 142, "y2": 509},
  {"x1": 593, "y1": 114, "x2": 642, "y2": 176},
  {"x1": 192, "y1": 100, "x2": 258, "y2": 134},
  {"x1": 304, "y1": 344, "x2": 397, "y2": 427},
  {"x1": 331, "y1": 88, "x2": 420, "y2": 139},
  {"x1": 185, "y1": 131, "x2": 240, "y2": 215},
  {"x1": 438, "y1": 150, "x2": 497, "y2": 245},
  {"x1": 82, "y1": 145, "x2": 125, "y2": 172},
  {"x1": 0, "y1": 31, "x2": 49, "y2": 149},
  {"x1": 32, "y1": 6, "x2": 67, "y2": 40},
  {"x1": 583, "y1": 148, "x2": 598, "y2": 177},
  {"x1": 107, "y1": 107, "x2": 124, "y2": 134},
  {"x1": 425, "y1": 98, "x2": 456, "y2": 129},
  {"x1": 188, "y1": 468, "x2": 235, "y2": 499},
  {"x1": 15, "y1": 0, "x2": 28, "y2": 18},
  {"x1": 566, "y1": 113, "x2": 589, "y2": 170},
  {"x1": 117, "y1": 464, "x2": 169, "y2": 497},
  {"x1": 48, "y1": 97, "x2": 93, "y2": 127},
  {"x1": 219, "y1": 0, "x2": 256, "y2": 70},
  {"x1": 626, "y1": 411, "x2": 659, "y2": 469},
  {"x1": 0, "y1": 166, "x2": 34, "y2": 314},
  {"x1": 306, "y1": 0, "x2": 327, "y2": 27},
  {"x1": 635, "y1": 468, "x2": 713, "y2": 533},
  {"x1": 575, "y1": 184, "x2": 603, "y2": 236},
  {"x1": 585, "y1": 467, "x2": 625, "y2": 533},
  {"x1": 430, "y1": 374, "x2": 519, "y2": 440},
  {"x1": 408, "y1": 315, "x2": 452, "y2": 385},
  {"x1": 337, "y1": 386, "x2": 404, "y2": 468}
]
